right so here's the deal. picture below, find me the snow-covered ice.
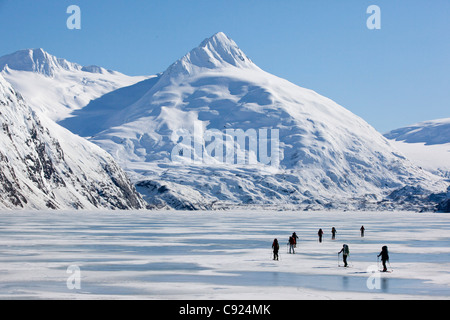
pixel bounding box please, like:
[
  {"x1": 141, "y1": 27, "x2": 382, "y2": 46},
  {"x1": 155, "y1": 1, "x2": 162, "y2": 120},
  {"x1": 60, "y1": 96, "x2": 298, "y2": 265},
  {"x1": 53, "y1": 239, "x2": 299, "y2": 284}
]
[{"x1": 0, "y1": 210, "x2": 449, "y2": 300}]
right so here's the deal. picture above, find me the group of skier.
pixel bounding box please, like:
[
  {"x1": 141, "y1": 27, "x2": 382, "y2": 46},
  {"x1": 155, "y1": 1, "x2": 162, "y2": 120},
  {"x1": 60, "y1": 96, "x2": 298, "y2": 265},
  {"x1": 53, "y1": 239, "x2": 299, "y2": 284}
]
[
  {"x1": 271, "y1": 225, "x2": 391, "y2": 272},
  {"x1": 337, "y1": 244, "x2": 390, "y2": 271}
]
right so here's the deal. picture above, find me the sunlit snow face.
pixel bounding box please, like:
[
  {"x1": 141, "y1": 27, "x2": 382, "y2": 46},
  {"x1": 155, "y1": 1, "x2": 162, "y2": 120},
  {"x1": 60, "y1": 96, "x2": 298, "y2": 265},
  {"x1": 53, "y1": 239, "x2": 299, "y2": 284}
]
[{"x1": 170, "y1": 124, "x2": 280, "y2": 169}]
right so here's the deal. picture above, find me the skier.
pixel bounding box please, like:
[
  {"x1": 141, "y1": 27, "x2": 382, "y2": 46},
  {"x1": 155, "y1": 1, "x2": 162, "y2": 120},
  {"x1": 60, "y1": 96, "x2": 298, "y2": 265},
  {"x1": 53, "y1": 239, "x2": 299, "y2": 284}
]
[
  {"x1": 331, "y1": 227, "x2": 337, "y2": 240},
  {"x1": 318, "y1": 229, "x2": 324, "y2": 243},
  {"x1": 272, "y1": 239, "x2": 279, "y2": 261},
  {"x1": 288, "y1": 236, "x2": 295, "y2": 254},
  {"x1": 377, "y1": 246, "x2": 389, "y2": 272},
  {"x1": 292, "y1": 232, "x2": 299, "y2": 248},
  {"x1": 360, "y1": 226, "x2": 365, "y2": 237},
  {"x1": 338, "y1": 244, "x2": 350, "y2": 267}
]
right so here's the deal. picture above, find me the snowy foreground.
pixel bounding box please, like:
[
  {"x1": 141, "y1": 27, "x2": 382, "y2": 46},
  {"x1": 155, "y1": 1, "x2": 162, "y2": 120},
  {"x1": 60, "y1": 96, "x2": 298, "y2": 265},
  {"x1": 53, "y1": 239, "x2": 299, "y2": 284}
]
[{"x1": 0, "y1": 210, "x2": 449, "y2": 300}]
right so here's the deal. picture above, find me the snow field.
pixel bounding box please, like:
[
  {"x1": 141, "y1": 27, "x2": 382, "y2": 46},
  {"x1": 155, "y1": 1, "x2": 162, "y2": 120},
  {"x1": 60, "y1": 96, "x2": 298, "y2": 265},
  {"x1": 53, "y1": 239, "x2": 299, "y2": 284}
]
[{"x1": 0, "y1": 211, "x2": 449, "y2": 300}]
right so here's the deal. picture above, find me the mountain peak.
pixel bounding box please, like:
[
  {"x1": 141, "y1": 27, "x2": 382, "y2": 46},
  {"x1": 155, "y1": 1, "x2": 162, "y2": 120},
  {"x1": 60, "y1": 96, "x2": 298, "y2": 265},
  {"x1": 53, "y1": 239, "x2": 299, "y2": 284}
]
[
  {"x1": 0, "y1": 48, "x2": 118, "y2": 77},
  {"x1": 193, "y1": 32, "x2": 253, "y2": 68},
  {"x1": 164, "y1": 32, "x2": 255, "y2": 77},
  {"x1": 0, "y1": 48, "x2": 83, "y2": 77}
]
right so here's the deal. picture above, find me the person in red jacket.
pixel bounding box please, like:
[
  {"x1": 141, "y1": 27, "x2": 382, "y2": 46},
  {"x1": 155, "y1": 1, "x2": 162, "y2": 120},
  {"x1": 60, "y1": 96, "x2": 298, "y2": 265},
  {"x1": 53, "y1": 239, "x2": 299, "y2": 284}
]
[
  {"x1": 292, "y1": 232, "x2": 299, "y2": 248},
  {"x1": 288, "y1": 236, "x2": 295, "y2": 254}
]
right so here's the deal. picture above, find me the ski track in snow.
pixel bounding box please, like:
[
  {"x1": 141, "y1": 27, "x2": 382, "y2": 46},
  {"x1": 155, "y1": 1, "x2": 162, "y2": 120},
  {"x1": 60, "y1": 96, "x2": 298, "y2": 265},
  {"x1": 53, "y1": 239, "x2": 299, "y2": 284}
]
[{"x1": 0, "y1": 210, "x2": 449, "y2": 300}]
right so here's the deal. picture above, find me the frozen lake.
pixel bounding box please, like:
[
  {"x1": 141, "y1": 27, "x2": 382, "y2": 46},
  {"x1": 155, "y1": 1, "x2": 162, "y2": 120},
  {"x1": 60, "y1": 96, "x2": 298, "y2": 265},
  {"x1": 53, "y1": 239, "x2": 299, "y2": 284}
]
[{"x1": 0, "y1": 210, "x2": 449, "y2": 299}]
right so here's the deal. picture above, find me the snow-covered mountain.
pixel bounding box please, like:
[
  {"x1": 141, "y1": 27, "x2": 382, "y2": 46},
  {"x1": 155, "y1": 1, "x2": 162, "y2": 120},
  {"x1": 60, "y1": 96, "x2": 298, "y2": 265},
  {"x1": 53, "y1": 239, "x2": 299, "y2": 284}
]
[
  {"x1": 385, "y1": 118, "x2": 450, "y2": 145},
  {"x1": 2, "y1": 33, "x2": 447, "y2": 211},
  {"x1": 0, "y1": 48, "x2": 148, "y2": 121},
  {"x1": 56, "y1": 32, "x2": 446, "y2": 211},
  {"x1": 385, "y1": 118, "x2": 450, "y2": 179},
  {"x1": 0, "y1": 74, "x2": 146, "y2": 210},
  {"x1": 0, "y1": 48, "x2": 83, "y2": 77}
]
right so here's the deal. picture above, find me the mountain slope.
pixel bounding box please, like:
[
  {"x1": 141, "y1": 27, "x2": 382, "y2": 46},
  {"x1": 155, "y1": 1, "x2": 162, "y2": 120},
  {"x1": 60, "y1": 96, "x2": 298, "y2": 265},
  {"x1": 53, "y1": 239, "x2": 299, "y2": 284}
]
[
  {"x1": 0, "y1": 74, "x2": 146, "y2": 210},
  {"x1": 385, "y1": 118, "x2": 450, "y2": 179},
  {"x1": 0, "y1": 48, "x2": 148, "y2": 122},
  {"x1": 65, "y1": 32, "x2": 446, "y2": 210},
  {"x1": 385, "y1": 118, "x2": 450, "y2": 145}
]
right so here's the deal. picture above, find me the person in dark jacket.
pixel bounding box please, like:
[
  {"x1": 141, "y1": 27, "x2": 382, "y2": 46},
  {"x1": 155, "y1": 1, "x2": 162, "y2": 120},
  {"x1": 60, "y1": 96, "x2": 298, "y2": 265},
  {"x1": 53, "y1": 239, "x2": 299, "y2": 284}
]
[
  {"x1": 318, "y1": 229, "x2": 324, "y2": 243},
  {"x1": 360, "y1": 226, "x2": 365, "y2": 237},
  {"x1": 331, "y1": 227, "x2": 337, "y2": 240},
  {"x1": 338, "y1": 244, "x2": 350, "y2": 267},
  {"x1": 272, "y1": 239, "x2": 279, "y2": 261},
  {"x1": 378, "y1": 246, "x2": 389, "y2": 272}
]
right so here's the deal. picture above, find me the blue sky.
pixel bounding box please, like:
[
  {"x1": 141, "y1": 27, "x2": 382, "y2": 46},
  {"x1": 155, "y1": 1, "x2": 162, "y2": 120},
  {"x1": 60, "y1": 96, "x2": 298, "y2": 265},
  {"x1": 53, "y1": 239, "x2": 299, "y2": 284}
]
[{"x1": 0, "y1": 0, "x2": 449, "y2": 133}]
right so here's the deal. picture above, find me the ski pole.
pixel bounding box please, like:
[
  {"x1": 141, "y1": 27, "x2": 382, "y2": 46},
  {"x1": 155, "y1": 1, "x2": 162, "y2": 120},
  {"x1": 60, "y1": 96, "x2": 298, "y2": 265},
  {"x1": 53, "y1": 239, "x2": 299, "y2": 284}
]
[
  {"x1": 388, "y1": 260, "x2": 393, "y2": 272},
  {"x1": 338, "y1": 252, "x2": 340, "y2": 267}
]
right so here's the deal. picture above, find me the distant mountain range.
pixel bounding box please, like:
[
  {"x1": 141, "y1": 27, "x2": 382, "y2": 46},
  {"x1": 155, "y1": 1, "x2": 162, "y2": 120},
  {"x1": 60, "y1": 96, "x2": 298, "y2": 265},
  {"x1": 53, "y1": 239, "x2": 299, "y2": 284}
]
[
  {"x1": 385, "y1": 118, "x2": 450, "y2": 180},
  {"x1": 1, "y1": 33, "x2": 448, "y2": 211}
]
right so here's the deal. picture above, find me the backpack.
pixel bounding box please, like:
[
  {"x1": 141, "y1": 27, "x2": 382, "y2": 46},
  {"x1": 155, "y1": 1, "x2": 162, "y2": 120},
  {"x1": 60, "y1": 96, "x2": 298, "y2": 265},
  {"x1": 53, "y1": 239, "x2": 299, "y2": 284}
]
[
  {"x1": 343, "y1": 244, "x2": 349, "y2": 255},
  {"x1": 273, "y1": 241, "x2": 279, "y2": 250}
]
